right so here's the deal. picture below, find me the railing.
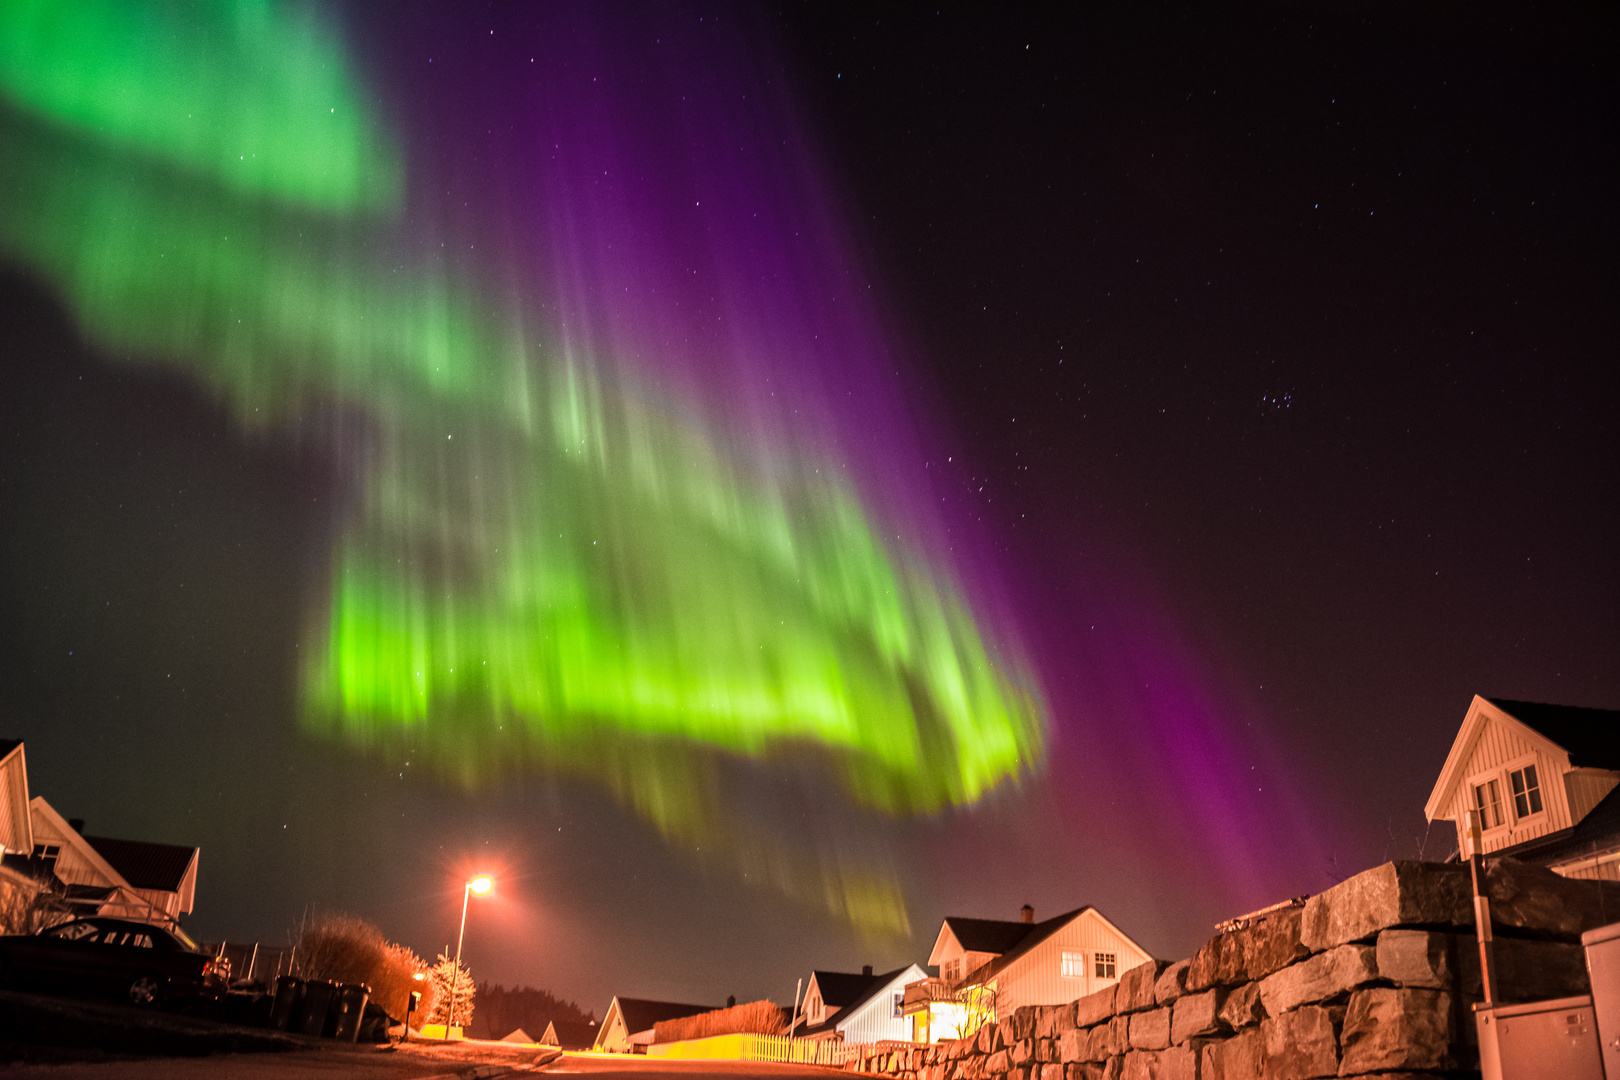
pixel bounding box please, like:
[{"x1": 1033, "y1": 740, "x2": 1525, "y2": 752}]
[{"x1": 902, "y1": 977, "x2": 954, "y2": 1010}]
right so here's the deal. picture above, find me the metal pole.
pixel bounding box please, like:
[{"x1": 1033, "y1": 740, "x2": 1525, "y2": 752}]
[
  {"x1": 1464, "y1": 810, "x2": 1499, "y2": 1005},
  {"x1": 452, "y1": 883, "x2": 472, "y2": 1030}
]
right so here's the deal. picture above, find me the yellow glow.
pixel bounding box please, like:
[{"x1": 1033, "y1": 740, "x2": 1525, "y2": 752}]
[{"x1": 467, "y1": 875, "x2": 494, "y2": 896}]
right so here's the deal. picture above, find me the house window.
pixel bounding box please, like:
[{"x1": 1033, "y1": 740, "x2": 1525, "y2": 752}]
[
  {"x1": 893, "y1": 992, "x2": 904, "y2": 1018},
  {"x1": 944, "y1": 958, "x2": 960, "y2": 983},
  {"x1": 1094, "y1": 953, "x2": 1117, "y2": 980},
  {"x1": 30, "y1": 843, "x2": 60, "y2": 871},
  {"x1": 1510, "y1": 765, "x2": 1543, "y2": 819},
  {"x1": 1061, "y1": 951, "x2": 1085, "y2": 979},
  {"x1": 1473, "y1": 779, "x2": 1504, "y2": 829},
  {"x1": 808, "y1": 994, "x2": 822, "y2": 1024}
]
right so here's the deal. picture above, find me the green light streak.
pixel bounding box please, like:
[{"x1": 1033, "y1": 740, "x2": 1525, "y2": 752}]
[{"x1": 0, "y1": 0, "x2": 1044, "y2": 932}]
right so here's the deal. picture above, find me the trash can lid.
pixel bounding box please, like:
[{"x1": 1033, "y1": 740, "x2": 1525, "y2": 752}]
[{"x1": 1582, "y1": 919, "x2": 1620, "y2": 947}]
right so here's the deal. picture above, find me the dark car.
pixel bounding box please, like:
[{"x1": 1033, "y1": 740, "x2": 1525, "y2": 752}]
[{"x1": 0, "y1": 916, "x2": 230, "y2": 1006}]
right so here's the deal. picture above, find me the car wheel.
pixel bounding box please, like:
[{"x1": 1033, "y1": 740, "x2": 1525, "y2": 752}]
[{"x1": 128, "y1": 972, "x2": 166, "y2": 1008}]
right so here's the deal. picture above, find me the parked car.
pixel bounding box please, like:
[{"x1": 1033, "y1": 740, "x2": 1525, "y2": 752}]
[{"x1": 0, "y1": 916, "x2": 230, "y2": 1007}]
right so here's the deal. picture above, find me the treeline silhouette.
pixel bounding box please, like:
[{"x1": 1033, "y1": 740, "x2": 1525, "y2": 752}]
[{"x1": 466, "y1": 983, "x2": 596, "y2": 1041}]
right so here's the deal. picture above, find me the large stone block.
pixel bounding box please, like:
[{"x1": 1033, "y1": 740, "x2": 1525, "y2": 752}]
[
  {"x1": 1118, "y1": 959, "x2": 1172, "y2": 1014},
  {"x1": 1127, "y1": 1007, "x2": 1171, "y2": 1050},
  {"x1": 1300, "y1": 862, "x2": 1471, "y2": 952},
  {"x1": 1068, "y1": 1066, "x2": 1105, "y2": 1080},
  {"x1": 1102, "y1": 1057, "x2": 1124, "y2": 1080},
  {"x1": 1011, "y1": 1039, "x2": 1037, "y2": 1066},
  {"x1": 1120, "y1": 1050, "x2": 1163, "y2": 1080},
  {"x1": 1171, "y1": 987, "x2": 1224, "y2": 1043},
  {"x1": 1218, "y1": 981, "x2": 1265, "y2": 1029},
  {"x1": 1156, "y1": 1043, "x2": 1200, "y2": 1080},
  {"x1": 1154, "y1": 959, "x2": 1192, "y2": 1006},
  {"x1": 1257, "y1": 944, "x2": 1378, "y2": 1015},
  {"x1": 1035, "y1": 1006, "x2": 1064, "y2": 1041},
  {"x1": 1059, "y1": 1028, "x2": 1086, "y2": 1063},
  {"x1": 1054, "y1": 1002, "x2": 1080, "y2": 1034},
  {"x1": 1483, "y1": 857, "x2": 1620, "y2": 939},
  {"x1": 1108, "y1": 1015, "x2": 1132, "y2": 1055},
  {"x1": 979, "y1": 1022, "x2": 1003, "y2": 1054},
  {"x1": 1375, "y1": 928, "x2": 1589, "y2": 1003},
  {"x1": 1188, "y1": 908, "x2": 1310, "y2": 991},
  {"x1": 1200, "y1": 1030, "x2": 1260, "y2": 1080},
  {"x1": 1075, "y1": 984, "x2": 1118, "y2": 1028},
  {"x1": 1039, "y1": 1066, "x2": 1066, "y2": 1080},
  {"x1": 987, "y1": 1049, "x2": 1011, "y2": 1075},
  {"x1": 1260, "y1": 1005, "x2": 1341, "y2": 1080},
  {"x1": 1338, "y1": 987, "x2": 1454, "y2": 1074}
]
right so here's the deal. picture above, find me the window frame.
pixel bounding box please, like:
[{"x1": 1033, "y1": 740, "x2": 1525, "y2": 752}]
[
  {"x1": 1504, "y1": 756, "x2": 1545, "y2": 824},
  {"x1": 1094, "y1": 952, "x2": 1117, "y2": 980},
  {"x1": 1060, "y1": 950, "x2": 1085, "y2": 979}
]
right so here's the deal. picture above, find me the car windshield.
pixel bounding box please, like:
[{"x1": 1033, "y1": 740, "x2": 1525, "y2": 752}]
[
  {"x1": 44, "y1": 920, "x2": 102, "y2": 941},
  {"x1": 168, "y1": 924, "x2": 201, "y2": 952}
]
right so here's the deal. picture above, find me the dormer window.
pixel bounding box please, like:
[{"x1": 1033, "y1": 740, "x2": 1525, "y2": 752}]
[
  {"x1": 1509, "y1": 764, "x2": 1543, "y2": 819},
  {"x1": 1473, "y1": 779, "x2": 1505, "y2": 829}
]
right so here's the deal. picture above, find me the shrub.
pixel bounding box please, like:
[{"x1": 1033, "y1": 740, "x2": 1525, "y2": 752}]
[
  {"x1": 0, "y1": 879, "x2": 68, "y2": 936},
  {"x1": 425, "y1": 951, "x2": 475, "y2": 1027},
  {"x1": 294, "y1": 912, "x2": 428, "y2": 1022},
  {"x1": 653, "y1": 1000, "x2": 787, "y2": 1043}
]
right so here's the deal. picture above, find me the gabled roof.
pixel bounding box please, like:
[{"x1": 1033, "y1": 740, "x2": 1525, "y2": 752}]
[
  {"x1": 810, "y1": 969, "x2": 883, "y2": 1009},
  {"x1": 1426, "y1": 696, "x2": 1620, "y2": 821},
  {"x1": 795, "y1": 965, "x2": 923, "y2": 1038},
  {"x1": 956, "y1": 907, "x2": 1093, "y2": 985},
  {"x1": 1488, "y1": 699, "x2": 1620, "y2": 769},
  {"x1": 541, "y1": 1020, "x2": 599, "y2": 1049},
  {"x1": 943, "y1": 916, "x2": 1047, "y2": 956},
  {"x1": 609, "y1": 997, "x2": 716, "y2": 1035},
  {"x1": 82, "y1": 836, "x2": 197, "y2": 892}
]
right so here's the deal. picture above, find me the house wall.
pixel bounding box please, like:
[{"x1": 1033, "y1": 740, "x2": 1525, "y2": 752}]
[
  {"x1": 992, "y1": 912, "x2": 1151, "y2": 1012},
  {"x1": 29, "y1": 813, "x2": 116, "y2": 890},
  {"x1": 596, "y1": 1006, "x2": 630, "y2": 1052},
  {"x1": 837, "y1": 966, "x2": 926, "y2": 1045},
  {"x1": 1439, "y1": 714, "x2": 1571, "y2": 854},
  {"x1": 0, "y1": 748, "x2": 29, "y2": 854},
  {"x1": 1565, "y1": 769, "x2": 1620, "y2": 823}
]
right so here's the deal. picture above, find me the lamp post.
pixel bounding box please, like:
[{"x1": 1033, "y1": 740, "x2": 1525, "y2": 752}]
[{"x1": 451, "y1": 874, "x2": 493, "y2": 1032}]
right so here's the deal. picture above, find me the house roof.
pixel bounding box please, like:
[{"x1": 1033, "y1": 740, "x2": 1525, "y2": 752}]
[
  {"x1": 794, "y1": 965, "x2": 919, "y2": 1038},
  {"x1": 957, "y1": 907, "x2": 1093, "y2": 986},
  {"x1": 810, "y1": 969, "x2": 884, "y2": 1009},
  {"x1": 542, "y1": 1020, "x2": 599, "y2": 1049},
  {"x1": 1487, "y1": 699, "x2": 1620, "y2": 769},
  {"x1": 1493, "y1": 784, "x2": 1620, "y2": 867},
  {"x1": 81, "y1": 836, "x2": 196, "y2": 892},
  {"x1": 943, "y1": 915, "x2": 1050, "y2": 956},
  {"x1": 610, "y1": 997, "x2": 717, "y2": 1035}
]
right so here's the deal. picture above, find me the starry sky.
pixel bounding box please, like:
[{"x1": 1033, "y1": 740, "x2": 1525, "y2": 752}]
[{"x1": 1, "y1": 2, "x2": 1615, "y2": 1018}]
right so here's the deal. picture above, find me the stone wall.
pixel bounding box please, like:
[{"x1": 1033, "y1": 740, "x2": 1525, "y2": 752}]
[{"x1": 845, "y1": 859, "x2": 1620, "y2": 1080}]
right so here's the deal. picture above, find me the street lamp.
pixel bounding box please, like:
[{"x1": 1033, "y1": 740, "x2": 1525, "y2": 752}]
[{"x1": 451, "y1": 874, "x2": 493, "y2": 1032}]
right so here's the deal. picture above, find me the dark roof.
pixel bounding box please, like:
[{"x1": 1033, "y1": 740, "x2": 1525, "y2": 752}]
[
  {"x1": 82, "y1": 836, "x2": 196, "y2": 891},
  {"x1": 1500, "y1": 784, "x2": 1620, "y2": 867},
  {"x1": 613, "y1": 998, "x2": 717, "y2": 1035},
  {"x1": 1489, "y1": 699, "x2": 1620, "y2": 769},
  {"x1": 943, "y1": 916, "x2": 1046, "y2": 956},
  {"x1": 810, "y1": 969, "x2": 883, "y2": 1009},
  {"x1": 542, "y1": 1020, "x2": 599, "y2": 1049},
  {"x1": 957, "y1": 907, "x2": 1095, "y2": 986}
]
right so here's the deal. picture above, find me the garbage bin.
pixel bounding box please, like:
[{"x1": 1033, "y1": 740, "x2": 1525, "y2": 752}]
[
  {"x1": 269, "y1": 976, "x2": 304, "y2": 1031},
  {"x1": 331, "y1": 983, "x2": 371, "y2": 1042},
  {"x1": 296, "y1": 979, "x2": 338, "y2": 1037}
]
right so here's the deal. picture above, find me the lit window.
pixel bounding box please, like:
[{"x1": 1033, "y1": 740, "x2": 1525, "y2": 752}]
[
  {"x1": 1473, "y1": 780, "x2": 1504, "y2": 829},
  {"x1": 1094, "y1": 953, "x2": 1117, "y2": 980},
  {"x1": 1061, "y1": 950, "x2": 1085, "y2": 978},
  {"x1": 893, "y1": 992, "x2": 904, "y2": 1018},
  {"x1": 1510, "y1": 765, "x2": 1543, "y2": 819}
]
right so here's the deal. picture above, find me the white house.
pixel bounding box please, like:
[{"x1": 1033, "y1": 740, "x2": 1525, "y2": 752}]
[
  {"x1": 794, "y1": 963, "x2": 928, "y2": 1045},
  {"x1": 1425, "y1": 695, "x2": 1620, "y2": 880},
  {"x1": 593, "y1": 996, "x2": 715, "y2": 1053},
  {"x1": 904, "y1": 904, "x2": 1153, "y2": 1042},
  {"x1": 0, "y1": 739, "x2": 201, "y2": 927}
]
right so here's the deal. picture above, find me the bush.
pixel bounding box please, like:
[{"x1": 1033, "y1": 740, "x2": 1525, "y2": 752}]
[
  {"x1": 653, "y1": 1000, "x2": 787, "y2": 1043},
  {"x1": 294, "y1": 912, "x2": 429, "y2": 1022},
  {"x1": 0, "y1": 879, "x2": 67, "y2": 937}
]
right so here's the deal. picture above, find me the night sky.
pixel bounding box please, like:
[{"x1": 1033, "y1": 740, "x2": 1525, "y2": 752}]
[{"x1": 1, "y1": 2, "x2": 1615, "y2": 1019}]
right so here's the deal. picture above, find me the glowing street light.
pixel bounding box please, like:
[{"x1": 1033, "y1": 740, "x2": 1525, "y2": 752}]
[{"x1": 450, "y1": 874, "x2": 493, "y2": 1032}]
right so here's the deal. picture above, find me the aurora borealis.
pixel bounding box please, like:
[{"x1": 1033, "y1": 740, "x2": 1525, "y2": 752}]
[
  {"x1": 0, "y1": 0, "x2": 1040, "y2": 930},
  {"x1": 1, "y1": 0, "x2": 1612, "y2": 1018}
]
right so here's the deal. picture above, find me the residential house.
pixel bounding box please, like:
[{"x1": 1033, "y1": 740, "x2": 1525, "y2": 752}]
[
  {"x1": 1425, "y1": 695, "x2": 1620, "y2": 880},
  {"x1": 594, "y1": 996, "x2": 716, "y2": 1053},
  {"x1": 0, "y1": 739, "x2": 201, "y2": 926},
  {"x1": 904, "y1": 904, "x2": 1153, "y2": 1042},
  {"x1": 541, "y1": 1019, "x2": 599, "y2": 1050},
  {"x1": 793, "y1": 963, "x2": 928, "y2": 1045}
]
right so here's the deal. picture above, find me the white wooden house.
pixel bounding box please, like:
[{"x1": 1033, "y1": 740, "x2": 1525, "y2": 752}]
[
  {"x1": 0, "y1": 739, "x2": 201, "y2": 926},
  {"x1": 593, "y1": 996, "x2": 715, "y2": 1053},
  {"x1": 1425, "y1": 696, "x2": 1620, "y2": 880},
  {"x1": 793, "y1": 963, "x2": 928, "y2": 1045},
  {"x1": 903, "y1": 904, "x2": 1153, "y2": 1042}
]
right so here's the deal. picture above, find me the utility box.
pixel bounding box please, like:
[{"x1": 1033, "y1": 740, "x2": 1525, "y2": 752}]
[
  {"x1": 1476, "y1": 995, "x2": 1603, "y2": 1080},
  {"x1": 1584, "y1": 920, "x2": 1620, "y2": 1079}
]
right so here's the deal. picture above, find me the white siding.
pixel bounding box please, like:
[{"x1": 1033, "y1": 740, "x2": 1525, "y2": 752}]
[
  {"x1": 1441, "y1": 713, "x2": 1571, "y2": 853},
  {"x1": 837, "y1": 965, "x2": 926, "y2": 1045},
  {"x1": 0, "y1": 747, "x2": 30, "y2": 854},
  {"x1": 1565, "y1": 769, "x2": 1620, "y2": 824},
  {"x1": 993, "y1": 911, "x2": 1152, "y2": 1012}
]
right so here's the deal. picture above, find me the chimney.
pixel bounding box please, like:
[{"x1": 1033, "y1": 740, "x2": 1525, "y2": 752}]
[
  {"x1": 68, "y1": 818, "x2": 85, "y2": 835},
  {"x1": 1021, "y1": 904, "x2": 1034, "y2": 924},
  {"x1": 862, "y1": 965, "x2": 873, "y2": 977}
]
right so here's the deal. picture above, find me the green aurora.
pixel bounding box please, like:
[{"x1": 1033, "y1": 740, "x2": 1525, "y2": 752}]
[{"x1": 0, "y1": 0, "x2": 1044, "y2": 931}]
